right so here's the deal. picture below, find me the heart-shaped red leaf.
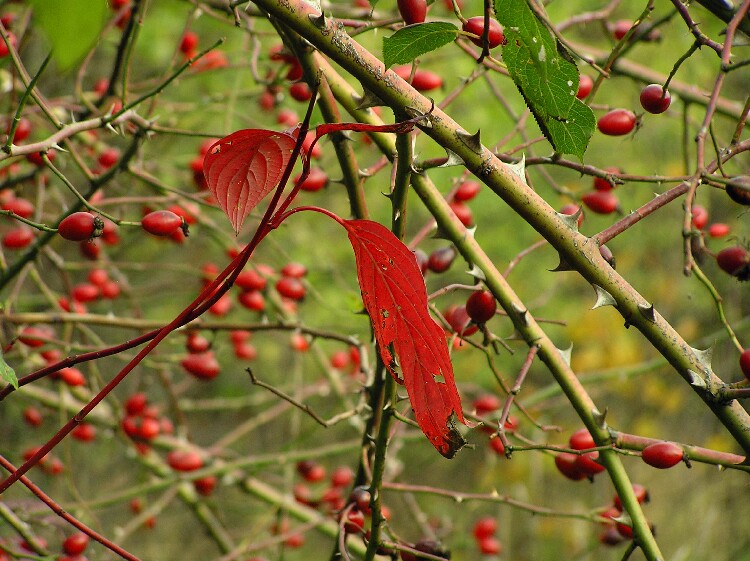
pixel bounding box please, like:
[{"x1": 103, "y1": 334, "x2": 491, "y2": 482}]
[
  {"x1": 203, "y1": 129, "x2": 297, "y2": 233},
  {"x1": 344, "y1": 219, "x2": 466, "y2": 458}
]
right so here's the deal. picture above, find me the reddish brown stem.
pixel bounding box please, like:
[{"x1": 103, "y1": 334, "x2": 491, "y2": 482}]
[
  {"x1": 497, "y1": 345, "x2": 538, "y2": 450},
  {"x1": 594, "y1": 138, "x2": 750, "y2": 246},
  {"x1": 668, "y1": 0, "x2": 724, "y2": 54}
]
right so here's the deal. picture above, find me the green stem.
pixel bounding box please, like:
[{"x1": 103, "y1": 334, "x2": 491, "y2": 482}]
[
  {"x1": 391, "y1": 130, "x2": 412, "y2": 238},
  {"x1": 691, "y1": 261, "x2": 744, "y2": 353},
  {"x1": 2, "y1": 53, "x2": 52, "y2": 154},
  {"x1": 289, "y1": 38, "x2": 370, "y2": 220},
  {"x1": 305, "y1": 47, "x2": 665, "y2": 561},
  {"x1": 364, "y1": 372, "x2": 396, "y2": 561},
  {"x1": 259, "y1": 0, "x2": 750, "y2": 461},
  {"x1": 116, "y1": 39, "x2": 226, "y2": 119}
]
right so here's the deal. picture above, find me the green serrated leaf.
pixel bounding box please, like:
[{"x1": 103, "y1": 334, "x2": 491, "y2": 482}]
[
  {"x1": 543, "y1": 99, "x2": 595, "y2": 160},
  {"x1": 30, "y1": 0, "x2": 107, "y2": 72},
  {"x1": 0, "y1": 349, "x2": 17, "y2": 389},
  {"x1": 383, "y1": 22, "x2": 458, "y2": 68},
  {"x1": 495, "y1": 0, "x2": 593, "y2": 158}
]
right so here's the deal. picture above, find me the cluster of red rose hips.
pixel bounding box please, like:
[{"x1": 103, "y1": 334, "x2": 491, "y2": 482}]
[
  {"x1": 438, "y1": 287, "x2": 497, "y2": 346},
  {"x1": 554, "y1": 428, "x2": 608, "y2": 481},
  {"x1": 329, "y1": 345, "x2": 362, "y2": 377},
  {"x1": 288, "y1": 460, "x2": 396, "y2": 548},
  {"x1": 23, "y1": 404, "x2": 96, "y2": 442},
  {"x1": 556, "y1": 429, "x2": 687, "y2": 483},
  {"x1": 121, "y1": 392, "x2": 174, "y2": 453},
  {"x1": 294, "y1": 460, "x2": 355, "y2": 512},
  {"x1": 176, "y1": 259, "x2": 318, "y2": 380},
  {"x1": 397, "y1": 0, "x2": 505, "y2": 49},
  {"x1": 220, "y1": 259, "x2": 309, "y2": 316},
  {"x1": 598, "y1": 483, "x2": 652, "y2": 546},
  {"x1": 412, "y1": 181, "x2": 483, "y2": 285},
  {"x1": 179, "y1": 329, "x2": 257, "y2": 382},
  {"x1": 66, "y1": 268, "x2": 122, "y2": 313},
  {"x1": 472, "y1": 516, "x2": 503, "y2": 555},
  {"x1": 21, "y1": 445, "x2": 64, "y2": 476},
  {"x1": 576, "y1": 22, "x2": 671, "y2": 137},
  {"x1": 177, "y1": 28, "x2": 228, "y2": 71},
  {"x1": 15, "y1": 326, "x2": 91, "y2": 387},
  {"x1": 166, "y1": 448, "x2": 217, "y2": 495},
  {"x1": 265, "y1": 44, "x2": 313, "y2": 105}
]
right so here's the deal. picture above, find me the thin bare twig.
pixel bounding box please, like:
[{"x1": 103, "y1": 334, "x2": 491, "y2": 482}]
[{"x1": 247, "y1": 368, "x2": 358, "y2": 428}]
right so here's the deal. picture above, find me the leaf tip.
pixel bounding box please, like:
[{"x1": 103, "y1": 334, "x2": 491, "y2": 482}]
[{"x1": 437, "y1": 415, "x2": 467, "y2": 458}]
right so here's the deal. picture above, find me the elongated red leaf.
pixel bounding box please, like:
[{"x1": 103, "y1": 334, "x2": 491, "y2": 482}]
[
  {"x1": 344, "y1": 219, "x2": 466, "y2": 458},
  {"x1": 203, "y1": 129, "x2": 297, "y2": 233}
]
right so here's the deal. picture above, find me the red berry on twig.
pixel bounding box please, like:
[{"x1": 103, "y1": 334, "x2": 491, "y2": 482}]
[
  {"x1": 716, "y1": 246, "x2": 750, "y2": 280},
  {"x1": 640, "y1": 84, "x2": 671, "y2": 114},
  {"x1": 59, "y1": 212, "x2": 103, "y2": 242},
  {"x1": 397, "y1": 0, "x2": 427, "y2": 25},
  {"x1": 597, "y1": 109, "x2": 637, "y2": 136},
  {"x1": 462, "y1": 16, "x2": 505, "y2": 48},
  {"x1": 465, "y1": 289, "x2": 496, "y2": 324},
  {"x1": 142, "y1": 210, "x2": 184, "y2": 237},
  {"x1": 641, "y1": 441, "x2": 684, "y2": 469}
]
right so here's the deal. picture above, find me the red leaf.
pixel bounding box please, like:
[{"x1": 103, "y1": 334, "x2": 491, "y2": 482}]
[
  {"x1": 203, "y1": 129, "x2": 297, "y2": 233},
  {"x1": 344, "y1": 219, "x2": 466, "y2": 458}
]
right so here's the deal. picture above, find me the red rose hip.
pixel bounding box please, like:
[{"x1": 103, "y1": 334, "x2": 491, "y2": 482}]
[
  {"x1": 576, "y1": 74, "x2": 593, "y2": 99},
  {"x1": 167, "y1": 450, "x2": 204, "y2": 472},
  {"x1": 716, "y1": 246, "x2": 750, "y2": 279},
  {"x1": 427, "y1": 246, "x2": 457, "y2": 273},
  {"x1": 180, "y1": 31, "x2": 199, "y2": 54},
  {"x1": 142, "y1": 210, "x2": 184, "y2": 237},
  {"x1": 296, "y1": 167, "x2": 328, "y2": 192},
  {"x1": 276, "y1": 277, "x2": 306, "y2": 300},
  {"x1": 640, "y1": 84, "x2": 671, "y2": 114},
  {"x1": 58, "y1": 212, "x2": 103, "y2": 241},
  {"x1": 2, "y1": 227, "x2": 34, "y2": 249},
  {"x1": 454, "y1": 180, "x2": 481, "y2": 202},
  {"x1": 465, "y1": 289, "x2": 496, "y2": 324},
  {"x1": 462, "y1": 16, "x2": 505, "y2": 48},
  {"x1": 181, "y1": 351, "x2": 220, "y2": 380},
  {"x1": 397, "y1": 0, "x2": 427, "y2": 25},
  {"x1": 62, "y1": 533, "x2": 90, "y2": 556},
  {"x1": 555, "y1": 452, "x2": 587, "y2": 480},
  {"x1": 597, "y1": 109, "x2": 637, "y2": 136},
  {"x1": 582, "y1": 190, "x2": 619, "y2": 214},
  {"x1": 472, "y1": 516, "x2": 497, "y2": 540},
  {"x1": 641, "y1": 441, "x2": 683, "y2": 469}
]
